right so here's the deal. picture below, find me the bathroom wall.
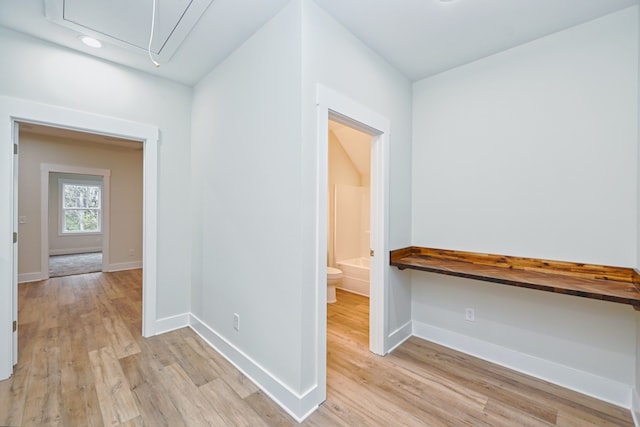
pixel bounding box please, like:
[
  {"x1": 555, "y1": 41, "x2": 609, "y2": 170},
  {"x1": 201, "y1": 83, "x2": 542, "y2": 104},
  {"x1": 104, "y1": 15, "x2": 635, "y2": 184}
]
[
  {"x1": 328, "y1": 129, "x2": 362, "y2": 266},
  {"x1": 334, "y1": 184, "x2": 368, "y2": 263}
]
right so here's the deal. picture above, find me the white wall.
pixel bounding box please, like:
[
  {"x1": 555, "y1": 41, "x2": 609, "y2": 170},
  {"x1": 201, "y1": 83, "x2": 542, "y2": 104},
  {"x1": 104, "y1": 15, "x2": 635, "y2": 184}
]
[
  {"x1": 334, "y1": 185, "x2": 368, "y2": 263},
  {"x1": 413, "y1": 8, "x2": 637, "y2": 265},
  {"x1": 190, "y1": 0, "x2": 308, "y2": 417},
  {"x1": 0, "y1": 27, "x2": 192, "y2": 320},
  {"x1": 189, "y1": 0, "x2": 412, "y2": 419},
  {"x1": 411, "y1": 7, "x2": 638, "y2": 407},
  {"x1": 301, "y1": 0, "x2": 413, "y2": 350}
]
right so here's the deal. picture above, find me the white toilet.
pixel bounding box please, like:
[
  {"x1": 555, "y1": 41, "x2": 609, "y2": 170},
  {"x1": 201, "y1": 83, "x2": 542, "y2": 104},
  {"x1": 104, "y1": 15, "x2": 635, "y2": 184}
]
[{"x1": 327, "y1": 267, "x2": 343, "y2": 304}]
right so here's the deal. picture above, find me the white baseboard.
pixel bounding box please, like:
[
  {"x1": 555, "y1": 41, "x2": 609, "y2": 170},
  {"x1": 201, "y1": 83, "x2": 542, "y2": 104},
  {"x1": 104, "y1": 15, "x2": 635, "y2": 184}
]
[
  {"x1": 18, "y1": 272, "x2": 48, "y2": 283},
  {"x1": 154, "y1": 313, "x2": 190, "y2": 335},
  {"x1": 632, "y1": 388, "x2": 640, "y2": 427},
  {"x1": 413, "y1": 321, "x2": 632, "y2": 409},
  {"x1": 49, "y1": 247, "x2": 102, "y2": 256},
  {"x1": 105, "y1": 261, "x2": 142, "y2": 272},
  {"x1": 189, "y1": 314, "x2": 319, "y2": 422},
  {"x1": 386, "y1": 320, "x2": 412, "y2": 354}
]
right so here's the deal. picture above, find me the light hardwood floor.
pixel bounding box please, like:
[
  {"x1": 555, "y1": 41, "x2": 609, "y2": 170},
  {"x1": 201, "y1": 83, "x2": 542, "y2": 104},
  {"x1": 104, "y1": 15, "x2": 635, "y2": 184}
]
[{"x1": 0, "y1": 271, "x2": 633, "y2": 426}]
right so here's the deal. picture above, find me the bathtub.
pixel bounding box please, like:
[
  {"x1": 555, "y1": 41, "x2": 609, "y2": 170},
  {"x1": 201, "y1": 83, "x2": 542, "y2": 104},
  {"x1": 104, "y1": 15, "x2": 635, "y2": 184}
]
[{"x1": 336, "y1": 257, "x2": 370, "y2": 297}]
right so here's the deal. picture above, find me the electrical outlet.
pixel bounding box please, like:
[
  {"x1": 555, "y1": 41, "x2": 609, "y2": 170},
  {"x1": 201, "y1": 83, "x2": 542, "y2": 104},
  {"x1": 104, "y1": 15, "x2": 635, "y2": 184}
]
[
  {"x1": 233, "y1": 313, "x2": 240, "y2": 331},
  {"x1": 129, "y1": 249, "x2": 134, "y2": 257},
  {"x1": 465, "y1": 308, "x2": 475, "y2": 322}
]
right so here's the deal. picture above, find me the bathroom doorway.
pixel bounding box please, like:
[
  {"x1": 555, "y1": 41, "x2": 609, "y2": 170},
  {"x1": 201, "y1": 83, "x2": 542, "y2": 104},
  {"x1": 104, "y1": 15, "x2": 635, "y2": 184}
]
[
  {"x1": 327, "y1": 119, "x2": 372, "y2": 347},
  {"x1": 316, "y1": 85, "x2": 391, "y2": 407}
]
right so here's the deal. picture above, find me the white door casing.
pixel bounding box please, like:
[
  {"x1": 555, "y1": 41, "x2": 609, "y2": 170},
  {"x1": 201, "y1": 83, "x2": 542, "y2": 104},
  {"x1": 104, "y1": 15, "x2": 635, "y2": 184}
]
[
  {"x1": 40, "y1": 164, "x2": 111, "y2": 281},
  {"x1": 0, "y1": 95, "x2": 159, "y2": 380},
  {"x1": 315, "y1": 84, "x2": 390, "y2": 400},
  {"x1": 12, "y1": 122, "x2": 19, "y2": 365}
]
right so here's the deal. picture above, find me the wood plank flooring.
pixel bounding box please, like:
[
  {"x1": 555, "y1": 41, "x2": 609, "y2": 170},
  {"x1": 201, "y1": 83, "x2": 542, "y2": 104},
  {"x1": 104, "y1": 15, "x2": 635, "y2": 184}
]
[{"x1": 0, "y1": 272, "x2": 633, "y2": 426}]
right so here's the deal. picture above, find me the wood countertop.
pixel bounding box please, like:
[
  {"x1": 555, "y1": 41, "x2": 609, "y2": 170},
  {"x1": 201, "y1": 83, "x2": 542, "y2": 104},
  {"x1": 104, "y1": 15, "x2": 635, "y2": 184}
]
[{"x1": 390, "y1": 247, "x2": 640, "y2": 310}]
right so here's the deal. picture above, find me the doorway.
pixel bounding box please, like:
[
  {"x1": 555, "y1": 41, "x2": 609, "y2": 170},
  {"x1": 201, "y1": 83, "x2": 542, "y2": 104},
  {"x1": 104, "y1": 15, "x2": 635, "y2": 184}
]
[
  {"x1": 327, "y1": 118, "x2": 372, "y2": 347},
  {"x1": 33, "y1": 160, "x2": 113, "y2": 281},
  {"x1": 46, "y1": 170, "x2": 107, "y2": 278},
  {"x1": 315, "y1": 84, "x2": 391, "y2": 403},
  {"x1": 18, "y1": 124, "x2": 144, "y2": 282},
  {"x1": 0, "y1": 96, "x2": 159, "y2": 379}
]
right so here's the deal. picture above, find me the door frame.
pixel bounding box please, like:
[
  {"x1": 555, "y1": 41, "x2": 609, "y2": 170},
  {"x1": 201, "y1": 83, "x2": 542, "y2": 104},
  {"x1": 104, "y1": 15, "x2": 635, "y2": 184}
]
[
  {"x1": 41, "y1": 164, "x2": 111, "y2": 279},
  {"x1": 315, "y1": 84, "x2": 391, "y2": 390},
  {"x1": 0, "y1": 96, "x2": 159, "y2": 379}
]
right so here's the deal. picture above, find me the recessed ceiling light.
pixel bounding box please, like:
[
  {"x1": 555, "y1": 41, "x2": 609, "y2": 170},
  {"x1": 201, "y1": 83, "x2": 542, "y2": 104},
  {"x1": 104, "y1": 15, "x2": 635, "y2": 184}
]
[{"x1": 80, "y1": 36, "x2": 102, "y2": 48}]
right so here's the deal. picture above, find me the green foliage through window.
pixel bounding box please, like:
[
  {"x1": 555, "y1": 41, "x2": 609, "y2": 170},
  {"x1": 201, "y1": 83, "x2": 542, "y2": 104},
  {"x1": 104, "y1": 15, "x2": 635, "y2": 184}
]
[{"x1": 61, "y1": 183, "x2": 101, "y2": 233}]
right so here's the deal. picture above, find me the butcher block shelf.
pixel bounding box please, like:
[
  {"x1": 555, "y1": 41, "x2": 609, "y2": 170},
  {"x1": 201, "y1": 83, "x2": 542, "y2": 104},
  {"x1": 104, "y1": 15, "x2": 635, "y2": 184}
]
[{"x1": 390, "y1": 247, "x2": 640, "y2": 310}]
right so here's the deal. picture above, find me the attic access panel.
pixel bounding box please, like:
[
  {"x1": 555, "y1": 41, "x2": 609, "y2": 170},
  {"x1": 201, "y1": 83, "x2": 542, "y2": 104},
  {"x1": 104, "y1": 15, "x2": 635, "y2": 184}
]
[{"x1": 45, "y1": 0, "x2": 212, "y2": 61}]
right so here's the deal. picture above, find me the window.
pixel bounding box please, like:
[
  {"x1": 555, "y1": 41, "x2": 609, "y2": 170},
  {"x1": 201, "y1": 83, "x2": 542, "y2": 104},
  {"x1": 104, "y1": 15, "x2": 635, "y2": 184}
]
[{"x1": 60, "y1": 179, "x2": 102, "y2": 234}]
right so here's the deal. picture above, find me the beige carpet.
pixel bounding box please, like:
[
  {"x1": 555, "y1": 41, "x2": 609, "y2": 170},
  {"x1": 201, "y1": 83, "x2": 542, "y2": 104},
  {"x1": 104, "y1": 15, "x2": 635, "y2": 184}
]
[{"x1": 49, "y1": 252, "x2": 103, "y2": 277}]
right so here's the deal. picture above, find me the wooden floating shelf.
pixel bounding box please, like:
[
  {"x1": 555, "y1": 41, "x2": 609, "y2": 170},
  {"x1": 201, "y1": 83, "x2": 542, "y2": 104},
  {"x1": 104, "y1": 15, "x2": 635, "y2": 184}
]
[{"x1": 390, "y1": 247, "x2": 640, "y2": 310}]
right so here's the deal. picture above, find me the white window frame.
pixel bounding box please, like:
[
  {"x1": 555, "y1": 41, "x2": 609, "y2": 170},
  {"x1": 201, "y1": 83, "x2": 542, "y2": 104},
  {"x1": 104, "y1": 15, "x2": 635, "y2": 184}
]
[{"x1": 58, "y1": 178, "x2": 103, "y2": 236}]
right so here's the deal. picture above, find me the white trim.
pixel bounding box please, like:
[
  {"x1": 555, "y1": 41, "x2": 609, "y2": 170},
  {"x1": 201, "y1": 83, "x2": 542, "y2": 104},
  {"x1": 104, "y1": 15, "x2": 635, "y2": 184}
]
[
  {"x1": 142, "y1": 124, "x2": 158, "y2": 338},
  {"x1": 41, "y1": 164, "x2": 111, "y2": 279},
  {"x1": 137, "y1": 311, "x2": 321, "y2": 421},
  {"x1": 413, "y1": 320, "x2": 632, "y2": 408},
  {"x1": 154, "y1": 313, "x2": 191, "y2": 335},
  {"x1": 632, "y1": 388, "x2": 640, "y2": 427},
  {"x1": 105, "y1": 261, "x2": 143, "y2": 272},
  {"x1": 189, "y1": 314, "x2": 319, "y2": 422},
  {"x1": 314, "y1": 97, "x2": 329, "y2": 407},
  {"x1": 49, "y1": 247, "x2": 102, "y2": 256},
  {"x1": 0, "y1": 95, "x2": 159, "y2": 381},
  {"x1": 17, "y1": 272, "x2": 48, "y2": 284},
  {"x1": 385, "y1": 320, "x2": 413, "y2": 354},
  {"x1": 12, "y1": 122, "x2": 19, "y2": 365},
  {"x1": 316, "y1": 84, "x2": 391, "y2": 357}
]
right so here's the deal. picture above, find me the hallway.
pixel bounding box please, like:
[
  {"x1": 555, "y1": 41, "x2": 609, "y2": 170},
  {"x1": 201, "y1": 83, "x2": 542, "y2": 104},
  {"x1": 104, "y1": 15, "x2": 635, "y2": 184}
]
[{"x1": 0, "y1": 273, "x2": 632, "y2": 426}]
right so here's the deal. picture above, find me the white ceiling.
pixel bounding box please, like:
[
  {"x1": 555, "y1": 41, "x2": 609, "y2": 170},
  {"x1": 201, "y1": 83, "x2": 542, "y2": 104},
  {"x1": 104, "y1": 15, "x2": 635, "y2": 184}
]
[
  {"x1": 0, "y1": 0, "x2": 637, "y2": 86},
  {"x1": 317, "y1": 0, "x2": 638, "y2": 81},
  {"x1": 44, "y1": 0, "x2": 214, "y2": 62},
  {"x1": 0, "y1": 0, "x2": 290, "y2": 85}
]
